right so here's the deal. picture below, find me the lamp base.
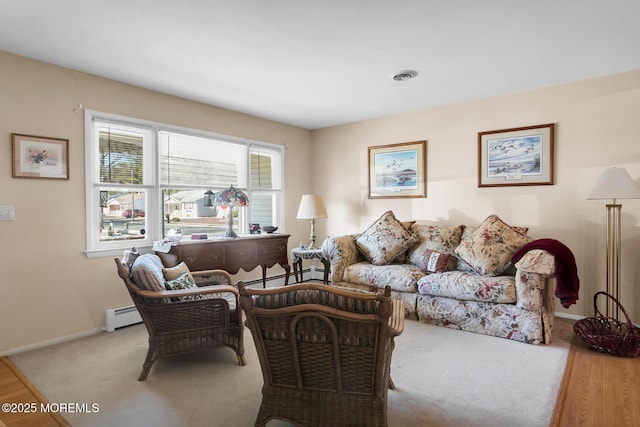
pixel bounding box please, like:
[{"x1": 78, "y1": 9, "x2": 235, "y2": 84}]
[
  {"x1": 225, "y1": 211, "x2": 238, "y2": 238},
  {"x1": 224, "y1": 229, "x2": 238, "y2": 238}
]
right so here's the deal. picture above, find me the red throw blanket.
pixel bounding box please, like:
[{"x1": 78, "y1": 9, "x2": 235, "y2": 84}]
[{"x1": 511, "y1": 238, "x2": 580, "y2": 308}]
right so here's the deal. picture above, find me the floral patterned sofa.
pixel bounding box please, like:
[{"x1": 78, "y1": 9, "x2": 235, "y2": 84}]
[{"x1": 321, "y1": 211, "x2": 557, "y2": 344}]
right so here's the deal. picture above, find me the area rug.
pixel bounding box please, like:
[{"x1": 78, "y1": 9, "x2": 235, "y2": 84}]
[{"x1": 8, "y1": 319, "x2": 570, "y2": 427}]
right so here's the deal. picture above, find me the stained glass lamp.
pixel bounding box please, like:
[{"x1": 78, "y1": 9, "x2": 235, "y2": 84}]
[{"x1": 214, "y1": 186, "x2": 249, "y2": 238}]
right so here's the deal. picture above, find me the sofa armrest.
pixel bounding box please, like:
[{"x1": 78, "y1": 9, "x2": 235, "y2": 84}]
[
  {"x1": 514, "y1": 249, "x2": 555, "y2": 276},
  {"x1": 321, "y1": 234, "x2": 363, "y2": 284},
  {"x1": 513, "y1": 249, "x2": 555, "y2": 312}
]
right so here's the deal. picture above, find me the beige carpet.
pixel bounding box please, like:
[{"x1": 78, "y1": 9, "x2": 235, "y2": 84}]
[{"x1": 9, "y1": 319, "x2": 570, "y2": 427}]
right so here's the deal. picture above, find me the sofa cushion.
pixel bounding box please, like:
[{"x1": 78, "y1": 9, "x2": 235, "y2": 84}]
[
  {"x1": 355, "y1": 210, "x2": 419, "y2": 265},
  {"x1": 408, "y1": 224, "x2": 462, "y2": 271},
  {"x1": 343, "y1": 262, "x2": 424, "y2": 293},
  {"x1": 454, "y1": 215, "x2": 531, "y2": 276},
  {"x1": 131, "y1": 254, "x2": 166, "y2": 292},
  {"x1": 417, "y1": 271, "x2": 516, "y2": 304}
]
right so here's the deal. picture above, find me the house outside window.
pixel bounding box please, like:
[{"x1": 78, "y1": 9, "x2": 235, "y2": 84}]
[{"x1": 84, "y1": 110, "x2": 284, "y2": 257}]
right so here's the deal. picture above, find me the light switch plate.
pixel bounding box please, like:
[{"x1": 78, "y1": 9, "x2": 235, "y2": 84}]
[{"x1": 0, "y1": 205, "x2": 15, "y2": 221}]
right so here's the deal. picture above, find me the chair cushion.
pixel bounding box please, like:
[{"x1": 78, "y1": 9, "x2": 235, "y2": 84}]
[
  {"x1": 165, "y1": 271, "x2": 202, "y2": 301},
  {"x1": 417, "y1": 271, "x2": 516, "y2": 304},
  {"x1": 131, "y1": 254, "x2": 166, "y2": 292},
  {"x1": 454, "y1": 215, "x2": 531, "y2": 276},
  {"x1": 355, "y1": 210, "x2": 419, "y2": 265},
  {"x1": 162, "y1": 262, "x2": 195, "y2": 283}
]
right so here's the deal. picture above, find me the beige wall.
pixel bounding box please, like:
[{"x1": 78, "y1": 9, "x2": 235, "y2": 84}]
[
  {"x1": 3, "y1": 48, "x2": 639, "y2": 353},
  {"x1": 0, "y1": 51, "x2": 314, "y2": 353},
  {"x1": 311, "y1": 69, "x2": 640, "y2": 321}
]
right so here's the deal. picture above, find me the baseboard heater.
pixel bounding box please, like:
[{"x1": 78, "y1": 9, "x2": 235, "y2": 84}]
[{"x1": 105, "y1": 305, "x2": 142, "y2": 332}]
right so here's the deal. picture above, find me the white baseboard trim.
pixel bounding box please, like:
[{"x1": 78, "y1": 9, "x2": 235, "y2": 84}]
[
  {"x1": 2, "y1": 327, "x2": 103, "y2": 357},
  {"x1": 554, "y1": 312, "x2": 585, "y2": 321}
]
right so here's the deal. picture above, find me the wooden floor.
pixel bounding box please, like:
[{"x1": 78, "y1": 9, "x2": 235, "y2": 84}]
[
  {"x1": 0, "y1": 357, "x2": 69, "y2": 427},
  {"x1": 551, "y1": 319, "x2": 640, "y2": 427}
]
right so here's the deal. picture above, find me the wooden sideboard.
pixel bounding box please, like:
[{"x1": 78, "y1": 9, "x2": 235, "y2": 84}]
[{"x1": 156, "y1": 234, "x2": 291, "y2": 287}]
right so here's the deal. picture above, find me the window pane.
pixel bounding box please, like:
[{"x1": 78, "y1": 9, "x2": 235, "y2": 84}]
[
  {"x1": 97, "y1": 123, "x2": 147, "y2": 185},
  {"x1": 250, "y1": 147, "x2": 280, "y2": 189},
  {"x1": 99, "y1": 190, "x2": 147, "y2": 242},
  {"x1": 159, "y1": 131, "x2": 247, "y2": 188},
  {"x1": 250, "y1": 193, "x2": 276, "y2": 227},
  {"x1": 162, "y1": 188, "x2": 233, "y2": 238}
]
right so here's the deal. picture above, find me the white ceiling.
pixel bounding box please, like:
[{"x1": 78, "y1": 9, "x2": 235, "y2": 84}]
[{"x1": 1, "y1": 1, "x2": 639, "y2": 130}]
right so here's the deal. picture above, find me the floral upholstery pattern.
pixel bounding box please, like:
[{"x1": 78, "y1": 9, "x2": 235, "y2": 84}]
[
  {"x1": 321, "y1": 212, "x2": 555, "y2": 344},
  {"x1": 408, "y1": 224, "x2": 463, "y2": 271},
  {"x1": 344, "y1": 262, "x2": 423, "y2": 293},
  {"x1": 454, "y1": 215, "x2": 531, "y2": 276},
  {"x1": 417, "y1": 271, "x2": 516, "y2": 304},
  {"x1": 416, "y1": 295, "x2": 545, "y2": 344},
  {"x1": 514, "y1": 249, "x2": 555, "y2": 276},
  {"x1": 355, "y1": 210, "x2": 419, "y2": 265},
  {"x1": 322, "y1": 234, "x2": 363, "y2": 284}
]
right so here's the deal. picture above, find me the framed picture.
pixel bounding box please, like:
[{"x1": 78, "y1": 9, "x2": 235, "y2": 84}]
[
  {"x1": 12, "y1": 133, "x2": 69, "y2": 180},
  {"x1": 478, "y1": 124, "x2": 554, "y2": 187},
  {"x1": 368, "y1": 140, "x2": 426, "y2": 199}
]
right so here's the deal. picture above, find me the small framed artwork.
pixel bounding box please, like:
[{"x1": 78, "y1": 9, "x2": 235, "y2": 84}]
[
  {"x1": 478, "y1": 124, "x2": 555, "y2": 187},
  {"x1": 368, "y1": 140, "x2": 426, "y2": 199},
  {"x1": 12, "y1": 133, "x2": 69, "y2": 180},
  {"x1": 249, "y1": 223, "x2": 261, "y2": 234}
]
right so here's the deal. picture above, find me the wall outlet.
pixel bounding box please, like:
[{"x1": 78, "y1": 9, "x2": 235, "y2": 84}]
[{"x1": 0, "y1": 205, "x2": 15, "y2": 221}]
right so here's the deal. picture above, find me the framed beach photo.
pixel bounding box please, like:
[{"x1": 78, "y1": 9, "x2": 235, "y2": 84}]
[
  {"x1": 368, "y1": 140, "x2": 426, "y2": 199},
  {"x1": 478, "y1": 124, "x2": 554, "y2": 187},
  {"x1": 12, "y1": 133, "x2": 69, "y2": 180}
]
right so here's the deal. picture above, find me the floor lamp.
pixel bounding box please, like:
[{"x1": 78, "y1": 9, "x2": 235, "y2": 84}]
[
  {"x1": 296, "y1": 195, "x2": 327, "y2": 249},
  {"x1": 587, "y1": 167, "x2": 640, "y2": 321}
]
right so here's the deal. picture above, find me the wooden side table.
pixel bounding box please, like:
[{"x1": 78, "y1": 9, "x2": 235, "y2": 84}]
[{"x1": 291, "y1": 247, "x2": 330, "y2": 284}]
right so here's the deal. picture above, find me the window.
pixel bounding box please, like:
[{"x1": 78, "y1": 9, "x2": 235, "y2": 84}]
[{"x1": 85, "y1": 110, "x2": 284, "y2": 257}]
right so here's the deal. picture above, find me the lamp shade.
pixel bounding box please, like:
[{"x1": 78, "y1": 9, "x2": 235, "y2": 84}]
[
  {"x1": 296, "y1": 195, "x2": 327, "y2": 219},
  {"x1": 213, "y1": 186, "x2": 249, "y2": 207},
  {"x1": 587, "y1": 167, "x2": 640, "y2": 201}
]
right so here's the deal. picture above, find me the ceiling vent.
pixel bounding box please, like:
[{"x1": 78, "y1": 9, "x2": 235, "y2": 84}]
[{"x1": 392, "y1": 70, "x2": 418, "y2": 81}]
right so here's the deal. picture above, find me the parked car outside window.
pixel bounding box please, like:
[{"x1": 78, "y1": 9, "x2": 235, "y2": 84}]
[{"x1": 122, "y1": 209, "x2": 145, "y2": 218}]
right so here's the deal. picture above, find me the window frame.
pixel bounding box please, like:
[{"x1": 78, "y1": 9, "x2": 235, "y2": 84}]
[{"x1": 84, "y1": 109, "x2": 285, "y2": 258}]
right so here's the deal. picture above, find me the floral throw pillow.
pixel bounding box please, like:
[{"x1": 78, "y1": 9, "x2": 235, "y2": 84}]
[
  {"x1": 454, "y1": 215, "x2": 531, "y2": 276},
  {"x1": 408, "y1": 224, "x2": 463, "y2": 271},
  {"x1": 164, "y1": 271, "x2": 202, "y2": 301},
  {"x1": 355, "y1": 210, "x2": 419, "y2": 266}
]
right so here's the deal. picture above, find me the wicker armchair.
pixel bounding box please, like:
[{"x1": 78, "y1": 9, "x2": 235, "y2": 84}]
[
  {"x1": 239, "y1": 282, "x2": 404, "y2": 427},
  {"x1": 114, "y1": 257, "x2": 246, "y2": 381}
]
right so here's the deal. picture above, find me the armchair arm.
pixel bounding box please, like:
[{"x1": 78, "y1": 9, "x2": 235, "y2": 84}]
[
  {"x1": 321, "y1": 234, "x2": 363, "y2": 284},
  {"x1": 136, "y1": 283, "x2": 239, "y2": 300},
  {"x1": 191, "y1": 269, "x2": 234, "y2": 287}
]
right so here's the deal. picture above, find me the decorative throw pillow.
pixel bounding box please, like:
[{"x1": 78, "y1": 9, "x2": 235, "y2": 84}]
[
  {"x1": 355, "y1": 210, "x2": 419, "y2": 265},
  {"x1": 162, "y1": 262, "x2": 194, "y2": 283},
  {"x1": 414, "y1": 249, "x2": 452, "y2": 274},
  {"x1": 408, "y1": 224, "x2": 463, "y2": 271},
  {"x1": 164, "y1": 271, "x2": 202, "y2": 301},
  {"x1": 131, "y1": 254, "x2": 166, "y2": 292},
  {"x1": 454, "y1": 215, "x2": 532, "y2": 276}
]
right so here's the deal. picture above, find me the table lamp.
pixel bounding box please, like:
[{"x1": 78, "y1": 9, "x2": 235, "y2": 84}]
[
  {"x1": 296, "y1": 195, "x2": 327, "y2": 248},
  {"x1": 213, "y1": 186, "x2": 249, "y2": 238}
]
